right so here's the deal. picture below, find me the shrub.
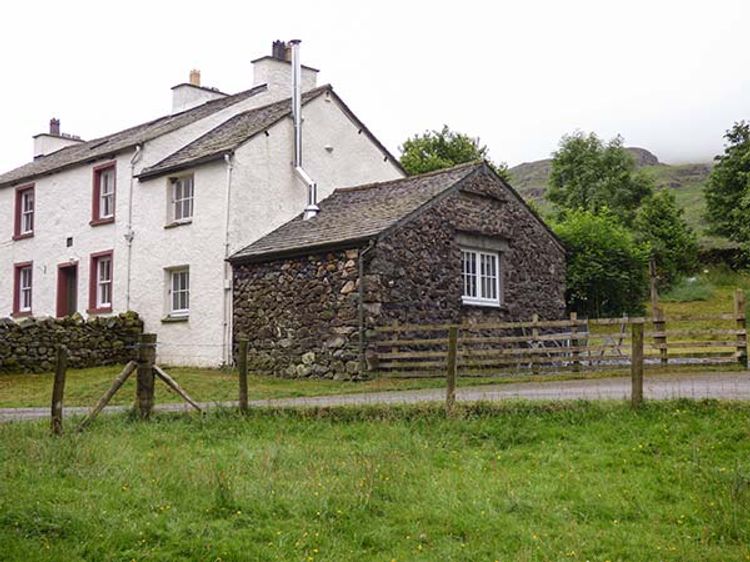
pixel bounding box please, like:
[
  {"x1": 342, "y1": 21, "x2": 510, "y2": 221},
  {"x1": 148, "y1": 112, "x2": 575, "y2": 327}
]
[
  {"x1": 554, "y1": 209, "x2": 650, "y2": 317},
  {"x1": 661, "y1": 276, "x2": 715, "y2": 302},
  {"x1": 634, "y1": 190, "x2": 698, "y2": 289}
]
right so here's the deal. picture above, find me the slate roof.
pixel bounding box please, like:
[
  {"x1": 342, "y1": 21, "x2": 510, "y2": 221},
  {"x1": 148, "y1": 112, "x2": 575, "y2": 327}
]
[
  {"x1": 138, "y1": 85, "x2": 331, "y2": 179},
  {"x1": 229, "y1": 162, "x2": 483, "y2": 263},
  {"x1": 0, "y1": 84, "x2": 268, "y2": 188}
]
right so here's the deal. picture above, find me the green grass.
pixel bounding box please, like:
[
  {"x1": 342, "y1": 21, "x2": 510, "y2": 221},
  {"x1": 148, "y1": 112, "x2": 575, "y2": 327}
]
[
  {"x1": 662, "y1": 276, "x2": 716, "y2": 303},
  {"x1": 1, "y1": 401, "x2": 749, "y2": 561}
]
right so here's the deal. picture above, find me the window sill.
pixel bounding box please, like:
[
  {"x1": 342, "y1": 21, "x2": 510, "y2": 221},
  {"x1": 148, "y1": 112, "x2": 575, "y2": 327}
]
[
  {"x1": 161, "y1": 315, "x2": 189, "y2": 323},
  {"x1": 164, "y1": 219, "x2": 193, "y2": 230},
  {"x1": 462, "y1": 298, "x2": 504, "y2": 309},
  {"x1": 11, "y1": 310, "x2": 32, "y2": 318},
  {"x1": 12, "y1": 232, "x2": 34, "y2": 241},
  {"x1": 87, "y1": 307, "x2": 113, "y2": 315},
  {"x1": 90, "y1": 217, "x2": 115, "y2": 227}
]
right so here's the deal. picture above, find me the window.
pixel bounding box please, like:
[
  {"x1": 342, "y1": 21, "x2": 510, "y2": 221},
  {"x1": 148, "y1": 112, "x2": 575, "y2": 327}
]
[
  {"x1": 88, "y1": 251, "x2": 113, "y2": 313},
  {"x1": 461, "y1": 248, "x2": 501, "y2": 306},
  {"x1": 91, "y1": 163, "x2": 116, "y2": 225},
  {"x1": 13, "y1": 185, "x2": 34, "y2": 239},
  {"x1": 169, "y1": 267, "x2": 190, "y2": 316},
  {"x1": 13, "y1": 262, "x2": 33, "y2": 316},
  {"x1": 171, "y1": 176, "x2": 194, "y2": 223}
]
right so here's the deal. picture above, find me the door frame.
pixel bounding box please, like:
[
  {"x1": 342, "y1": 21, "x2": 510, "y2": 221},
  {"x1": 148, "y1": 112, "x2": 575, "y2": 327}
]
[{"x1": 56, "y1": 261, "x2": 79, "y2": 318}]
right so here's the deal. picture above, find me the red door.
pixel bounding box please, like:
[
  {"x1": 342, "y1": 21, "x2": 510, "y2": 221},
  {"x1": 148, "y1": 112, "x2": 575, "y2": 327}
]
[{"x1": 56, "y1": 264, "x2": 78, "y2": 317}]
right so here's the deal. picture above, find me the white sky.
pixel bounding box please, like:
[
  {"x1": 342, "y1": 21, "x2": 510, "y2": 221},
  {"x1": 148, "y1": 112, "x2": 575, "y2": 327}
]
[{"x1": 1, "y1": 0, "x2": 748, "y2": 173}]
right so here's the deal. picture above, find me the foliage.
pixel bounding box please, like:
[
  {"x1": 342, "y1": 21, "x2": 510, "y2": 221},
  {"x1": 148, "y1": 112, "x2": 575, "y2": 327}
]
[
  {"x1": 634, "y1": 189, "x2": 699, "y2": 288},
  {"x1": 705, "y1": 121, "x2": 750, "y2": 247},
  {"x1": 554, "y1": 209, "x2": 650, "y2": 317},
  {"x1": 660, "y1": 275, "x2": 715, "y2": 303},
  {"x1": 2, "y1": 402, "x2": 749, "y2": 561},
  {"x1": 399, "y1": 125, "x2": 510, "y2": 180},
  {"x1": 548, "y1": 131, "x2": 653, "y2": 225}
]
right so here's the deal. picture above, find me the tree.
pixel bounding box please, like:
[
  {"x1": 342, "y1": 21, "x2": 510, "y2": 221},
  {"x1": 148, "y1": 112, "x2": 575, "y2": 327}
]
[
  {"x1": 705, "y1": 121, "x2": 750, "y2": 246},
  {"x1": 554, "y1": 209, "x2": 650, "y2": 317},
  {"x1": 399, "y1": 125, "x2": 510, "y2": 180},
  {"x1": 633, "y1": 190, "x2": 698, "y2": 288},
  {"x1": 548, "y1": 132, "x2": 653, "y2": 225}
]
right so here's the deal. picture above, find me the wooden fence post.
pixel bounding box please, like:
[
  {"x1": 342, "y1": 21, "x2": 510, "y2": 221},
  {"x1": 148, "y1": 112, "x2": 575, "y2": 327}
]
[
  {"x1": 446, "y1": 326, "x2": 458, "y2": 414},
  {"x1": 531, "y1": 313, "x2": 540, "y2": 374},
  {"x1": 136, "y1": 333, "x2": 157, "y2": 419},
  {"x1": 238, "y1": 338, "x2": 249, "y2": 412},
  {"x1": 653, "y1": 306, "x2": 667, "y2": 367},
  {"x1": 570, "y1": 312, "x2": 580, "y2": 373},
  {"x1": 50, "y1": 345, "x2": 68, "y2": 435},
  {"x1": 631, "y1": 321, "x2": 644, "y2": 408},
  {"x1": 735, "y1": 289, "x2": 748, "y2": 368}
]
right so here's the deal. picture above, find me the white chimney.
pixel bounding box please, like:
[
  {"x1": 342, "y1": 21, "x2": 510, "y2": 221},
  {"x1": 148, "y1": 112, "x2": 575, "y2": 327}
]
[
  {"x1": 252, "y1": 40, "x2": 318, "y2": 93},
  {"x1": 171, "y1": 69, "x2": 227, "y2": 114},
  {"x1": 33, "y1": 118, "x2": 84, "y2": 159}
]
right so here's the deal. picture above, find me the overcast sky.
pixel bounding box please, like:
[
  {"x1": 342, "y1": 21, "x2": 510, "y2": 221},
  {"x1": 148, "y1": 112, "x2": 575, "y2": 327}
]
[{"x1": 1, "y1": 0, "x2": 748, "y2": 174}]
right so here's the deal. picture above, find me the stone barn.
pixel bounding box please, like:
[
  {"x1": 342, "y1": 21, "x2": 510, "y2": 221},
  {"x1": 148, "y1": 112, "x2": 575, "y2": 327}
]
[{"x1": 229, "y1": 162, "x2": 566, "y2": 379}]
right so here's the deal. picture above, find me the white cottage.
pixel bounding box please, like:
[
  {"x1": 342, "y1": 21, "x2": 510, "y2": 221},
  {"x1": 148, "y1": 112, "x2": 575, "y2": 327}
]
[{"x1": 0, "y1": 40, "x2": 404, "y2": 366}]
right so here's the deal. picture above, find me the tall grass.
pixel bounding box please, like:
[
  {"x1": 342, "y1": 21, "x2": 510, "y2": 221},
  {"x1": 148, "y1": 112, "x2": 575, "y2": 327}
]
[{"x1": 1, "y1": 401, "x2": 749, "y2": 561}]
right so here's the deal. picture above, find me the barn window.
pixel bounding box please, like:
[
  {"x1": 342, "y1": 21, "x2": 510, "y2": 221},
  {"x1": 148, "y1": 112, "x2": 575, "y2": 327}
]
[{"x1": 461, "y1": 248, "x2": 501, "y2": 306}]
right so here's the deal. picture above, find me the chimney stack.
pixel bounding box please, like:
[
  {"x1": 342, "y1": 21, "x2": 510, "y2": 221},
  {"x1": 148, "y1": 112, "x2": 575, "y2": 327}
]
[
  {"x1": 49, "y1": 118, "x2": 60, "y2": 136},
  {"x1": 34, "y1": 117, "x2": 83, "y2": 159},
  {"x1": 189, "y1": 69, "x2": 201, "y2": 87},
  {"x1": 252, "y1": 39, "x2": 319, "y2": 92}
]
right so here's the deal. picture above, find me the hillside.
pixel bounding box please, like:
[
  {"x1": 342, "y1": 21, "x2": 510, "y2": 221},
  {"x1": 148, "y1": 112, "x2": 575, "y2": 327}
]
[{"x1": 509, "y1": 148, "x2": 728, "y2": 248}]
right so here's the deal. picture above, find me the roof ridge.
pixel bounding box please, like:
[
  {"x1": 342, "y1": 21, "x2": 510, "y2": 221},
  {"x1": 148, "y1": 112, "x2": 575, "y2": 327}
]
[
  {"x1": 333, "y1": 160, "x2": 483, "y2": 194},
  {"x1": 139, "y1": 85, "x2": 332, "y2": 178}
]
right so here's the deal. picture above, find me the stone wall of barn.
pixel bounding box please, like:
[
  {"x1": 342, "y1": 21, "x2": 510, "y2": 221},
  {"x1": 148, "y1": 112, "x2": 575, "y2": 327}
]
[
  {"x1": 0, "y1": 312, "x2": 143, "y2": 373},
  {"x1": 232, "y1": 249, "x2": 363, "y2": 379},
  {"x1": 363, "y1": 172, "x2": 566, "y2": 329},
  {"x1": 231, "y1": 172, "x2": 566, "y2": 379}
]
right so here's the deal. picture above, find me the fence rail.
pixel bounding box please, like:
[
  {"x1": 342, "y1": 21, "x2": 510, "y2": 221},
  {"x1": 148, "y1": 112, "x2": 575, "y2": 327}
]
[{"x1": 371, "y1": 290, "x2": 748, "y2": 379}]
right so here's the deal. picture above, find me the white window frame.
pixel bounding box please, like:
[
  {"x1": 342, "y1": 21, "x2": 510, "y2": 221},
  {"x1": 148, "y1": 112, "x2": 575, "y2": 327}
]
[
  {"x1": 171, "y1": 176, "x2": 194, "y2": 223},
  {"x1": 168, "y1": 267, "x2": 190, "y2": 317},
  {"x1": 19, "y1": 266, "x2": 32, "y2": 312},
  {"x1": 96, "y1": 256, "x2": 113, "y2": 308},
  {"x1": 461, "y1": 248, "x2": 501, "y2": 307},
  {"x1": 20, "y1": 189, "x2": 34, "y2": 234},
  {"x1": 99, "y1": 168, "x2": 115, "y2": 219}
]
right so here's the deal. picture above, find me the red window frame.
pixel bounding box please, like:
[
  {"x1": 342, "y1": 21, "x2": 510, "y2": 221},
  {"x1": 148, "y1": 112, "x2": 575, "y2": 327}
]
[
  {"x1": 88, "y1": 250, "x2": 114, "y2": 314},
  {"x1": 12, "y1": 261, "x2": 33, "y2": 317},
  {"x1": 13, "y1": 184, "x2": 35, "y2": 240},
  {"x1": 90, "y1": 162, "x2": 116, "y2": 226}
]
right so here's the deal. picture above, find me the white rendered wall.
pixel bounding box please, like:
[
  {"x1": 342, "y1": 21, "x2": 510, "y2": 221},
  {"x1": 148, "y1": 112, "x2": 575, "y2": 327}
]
[
  {"x1": 228, "y1": 93, "x2": 404, "y2": 254},
  {"x1": 0, "y1": 86, "x2": 403, "y2": 367},
  {"x1": 0, "y1": 155, "x2": 131, "y2": 320}
]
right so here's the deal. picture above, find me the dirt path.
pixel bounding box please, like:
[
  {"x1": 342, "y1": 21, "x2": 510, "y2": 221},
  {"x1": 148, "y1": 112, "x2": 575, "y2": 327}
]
[{"x1": 1, "y1": 372, "x2": 748, "y2": 423}]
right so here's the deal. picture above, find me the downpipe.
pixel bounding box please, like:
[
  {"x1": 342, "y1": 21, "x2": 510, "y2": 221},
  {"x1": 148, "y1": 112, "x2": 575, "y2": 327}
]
[
  {"x1": 125, "y1": 144, "x2": 142, "y2": 311},
  {"x1": 222, "y1": 153, "x2": 234, "y2": 366}
]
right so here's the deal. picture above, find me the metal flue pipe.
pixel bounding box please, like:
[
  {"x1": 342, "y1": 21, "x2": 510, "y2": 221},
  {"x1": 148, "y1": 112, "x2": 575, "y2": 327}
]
[{"x1": 289, "y1": 39, "x2": 319, "y2": 220}]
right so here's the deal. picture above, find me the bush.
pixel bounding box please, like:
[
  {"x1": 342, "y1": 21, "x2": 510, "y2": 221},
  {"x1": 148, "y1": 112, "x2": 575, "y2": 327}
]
[
  {"x1": 554, "y1": 209, "x2": 650, "y2": 317},
  {"x1": 634, "y1": 190, "x2": 698, "y2": 289}
]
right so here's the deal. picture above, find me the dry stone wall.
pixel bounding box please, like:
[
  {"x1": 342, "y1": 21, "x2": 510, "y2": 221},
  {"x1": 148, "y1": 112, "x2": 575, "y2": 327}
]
[
  {"x1": 0, "y1": 312, "x2": 143, "y2": 373},
  {"x1": 232, "y1": 249, "x2": 363, "y2": 380}
]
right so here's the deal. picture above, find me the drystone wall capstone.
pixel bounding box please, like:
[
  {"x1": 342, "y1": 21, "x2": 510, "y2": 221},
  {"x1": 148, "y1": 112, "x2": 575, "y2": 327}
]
[
  {"x1": 0, "y1": 312, "x2": 143, "y2": 373},
  {"x1": 232, "y1": 249, "x2": 363, "y2": 380}
]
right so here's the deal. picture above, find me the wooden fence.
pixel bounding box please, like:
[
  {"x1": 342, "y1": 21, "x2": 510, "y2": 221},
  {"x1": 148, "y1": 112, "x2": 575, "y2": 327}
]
[{"x1": 370, "y1": 289, "x2": 748, "y2": 379}]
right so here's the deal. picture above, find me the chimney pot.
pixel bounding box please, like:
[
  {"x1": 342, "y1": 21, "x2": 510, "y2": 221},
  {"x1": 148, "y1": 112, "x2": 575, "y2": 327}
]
[
  {"x1": 49, "y1": 118, "x2": 60, "y2": 136},
  {"x1": 271, "y1": 40, "x2": 287, "y2": 60},
  {"x1": 189, "y1": 69, "x2": 201, "y2": 86}
]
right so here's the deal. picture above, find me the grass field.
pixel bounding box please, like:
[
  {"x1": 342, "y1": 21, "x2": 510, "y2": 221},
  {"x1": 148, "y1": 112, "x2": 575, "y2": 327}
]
[{"x1": 1, "y1": 401, "x2": 749, "y2": 561}]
